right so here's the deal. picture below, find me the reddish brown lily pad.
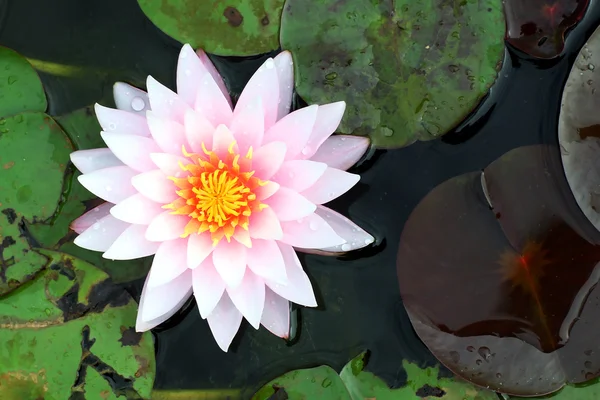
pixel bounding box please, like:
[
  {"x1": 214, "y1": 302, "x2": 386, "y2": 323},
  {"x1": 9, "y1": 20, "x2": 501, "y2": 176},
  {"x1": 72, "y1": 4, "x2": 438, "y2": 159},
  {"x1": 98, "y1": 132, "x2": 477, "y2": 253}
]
[
  {"x1": 397, "y1": 145, "x2": 600, "y2": 396},
  {"x1": 504, "y1": 0, "x2": 590, "y2": 58}
]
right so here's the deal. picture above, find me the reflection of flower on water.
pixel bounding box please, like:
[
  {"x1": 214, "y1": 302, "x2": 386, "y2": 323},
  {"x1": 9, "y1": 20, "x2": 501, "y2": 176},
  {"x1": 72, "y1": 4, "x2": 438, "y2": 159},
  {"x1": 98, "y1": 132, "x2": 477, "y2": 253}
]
[{"x1": 68, "y1": 44, "x2": 374, "y2": 351}]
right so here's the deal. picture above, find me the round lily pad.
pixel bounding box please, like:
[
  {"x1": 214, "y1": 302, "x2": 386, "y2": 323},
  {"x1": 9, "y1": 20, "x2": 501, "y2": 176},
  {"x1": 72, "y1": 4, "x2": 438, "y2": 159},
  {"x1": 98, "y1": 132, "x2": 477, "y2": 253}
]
[
  {"x1": 137, "y1": 0, "x2": 285, "y2": 56},
  {"x1": 251, "y1": 351, "x2": 497, "y2": 399},
  {"x1": 280, "y1": 0, "x2": 505, "y2": 148},
  {"x1": 0, "y1": 112, "x2": 73, "y2": 295},
  {"x1": 0, "y1": 46, "x2": 47, "y2": 117},
  {"x1": 0, "y1": 250, "x2": 155, "y2": 399}
]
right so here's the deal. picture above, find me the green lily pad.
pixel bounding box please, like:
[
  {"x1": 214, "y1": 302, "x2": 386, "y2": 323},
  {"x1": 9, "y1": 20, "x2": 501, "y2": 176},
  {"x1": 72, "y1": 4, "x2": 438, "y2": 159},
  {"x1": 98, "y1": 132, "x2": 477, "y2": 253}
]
[
  {"x1": 28, "y1": 106, "x2": 153, "y2": 283},
  {"x1": 0, "y1": 250, "x2": 155, "y2": 399},
  {"x1": 0, "y1": 112, "x2": 73, "y2": 295},
  {"x1": 280, "y1": 0, "x2": 505, "y2": 148},
  {"x1": 0, "y1": 47, "x2": 47, "y2": 118},
  {"x1": 252, "y1": 351, "x2": 498, "y2": 399},
  {"x1": 137, "y1": 0, "x2": 285, "y2": 56}
]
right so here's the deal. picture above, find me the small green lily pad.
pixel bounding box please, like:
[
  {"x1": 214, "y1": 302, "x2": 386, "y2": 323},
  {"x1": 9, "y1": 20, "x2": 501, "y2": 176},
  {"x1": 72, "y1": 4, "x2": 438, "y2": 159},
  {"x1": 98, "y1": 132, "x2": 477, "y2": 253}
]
[
  {"x1": 280, "y1": 0, "x2": 505, "y2": 148},
  {"x1": 0, "y1": 250, "x2": 155, "y2": 399},
  {"x1": 0, "y1": 47, "x2": 47, "y2": 117},
  {"x1": 252, "y1": 351, "x2": 497, "y2": 399},
  {"x1": 0, "y1": 112, "x2": 73, "y2": 295},
  {"x1": 137, "y1": 0, "x2": 285, "y2": 56}
]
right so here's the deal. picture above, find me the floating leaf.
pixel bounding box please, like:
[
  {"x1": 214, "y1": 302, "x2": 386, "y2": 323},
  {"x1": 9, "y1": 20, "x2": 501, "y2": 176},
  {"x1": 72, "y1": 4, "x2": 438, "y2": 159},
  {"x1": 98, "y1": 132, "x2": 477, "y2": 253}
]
[
  {"x1": 0, "y1": 112, "x2": 73, "y2": 295},
  {"x1": 558, "y1": 22, "x2": 600, "y2": 233},
  {"x1": 397, "y1": 145, "x2": 600, "y2": 396},
  {"x1": 0, "y1": 47, "x2": 47, "y2": 118},
  {"x1": 504, "y1": 0, "x2": 589, "y2": 59},
  {"x1": 0, "y1": 250, "x2": 155, "y2": 399},
  {"x1": 28, "y1": 106, "x2": 152, "y2": 283},
  {"x1": 279, "y1": 0, "x2": 505, "y2": 148},
  {"x1": 252, "y1": 351, "x2": 496, "y2": 399},
  {"x1": 137, "y1": 0, "x2": 284, "y2": 56}
]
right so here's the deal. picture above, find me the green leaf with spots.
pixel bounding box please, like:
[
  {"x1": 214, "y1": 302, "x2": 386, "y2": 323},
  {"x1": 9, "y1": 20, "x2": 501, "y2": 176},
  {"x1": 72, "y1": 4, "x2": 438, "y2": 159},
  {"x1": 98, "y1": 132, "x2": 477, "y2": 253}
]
[
  {"x1": 252, "y1": 351, "x2": 498, "y2": 399},
  {"x1": 137, "y1": 0, "x2": 284, "y2": 56},
  {"x1": 280, "y1": 0, "x2": 505, "y2": 148},
  {"x1": 0, "y1": 250, "x2": 155, "y2": 399},
  {"x1": 0, "y1": 112, "x2": 73, "y2": 295},
  {"x1": 252, "y1": 364, "x2": 351, "y2": 400},
  {"x1": 0, "y1": 47, "x2": 47, "y2": 118},
  {"x1": 28, "y1": 106, "x2": 153, "y2": 283},
  {"x1": 340, "y1": 353, "x2": 498, "y2": 400}
]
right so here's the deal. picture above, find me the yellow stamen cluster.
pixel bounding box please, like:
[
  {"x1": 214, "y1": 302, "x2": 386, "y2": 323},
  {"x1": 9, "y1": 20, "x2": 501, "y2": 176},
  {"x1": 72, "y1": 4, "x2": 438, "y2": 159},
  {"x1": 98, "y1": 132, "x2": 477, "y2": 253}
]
[{"x1": 163, "y1": 141, "x2": 268, "y2": 246}]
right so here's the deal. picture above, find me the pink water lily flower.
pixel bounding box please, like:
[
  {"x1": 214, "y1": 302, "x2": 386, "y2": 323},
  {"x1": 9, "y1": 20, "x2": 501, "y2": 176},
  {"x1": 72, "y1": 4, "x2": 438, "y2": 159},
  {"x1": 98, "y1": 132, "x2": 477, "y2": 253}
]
[{"x1": 69, "y1": 44, "x2": 373, "y2": 351}]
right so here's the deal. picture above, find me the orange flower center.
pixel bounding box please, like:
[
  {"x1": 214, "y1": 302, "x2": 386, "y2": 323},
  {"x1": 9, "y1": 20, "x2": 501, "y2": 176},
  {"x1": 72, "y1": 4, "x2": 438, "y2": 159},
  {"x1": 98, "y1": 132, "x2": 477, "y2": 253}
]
[{"x1": 163, "y1": 141, "x2": 268, "y2": 246}]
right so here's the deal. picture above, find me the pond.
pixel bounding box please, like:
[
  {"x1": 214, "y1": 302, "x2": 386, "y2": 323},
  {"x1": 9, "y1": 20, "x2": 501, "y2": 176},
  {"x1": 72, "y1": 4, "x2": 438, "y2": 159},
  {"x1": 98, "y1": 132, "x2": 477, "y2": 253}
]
[{"x1": 1, "y1": 0, "x2": 600, "y2": 399}]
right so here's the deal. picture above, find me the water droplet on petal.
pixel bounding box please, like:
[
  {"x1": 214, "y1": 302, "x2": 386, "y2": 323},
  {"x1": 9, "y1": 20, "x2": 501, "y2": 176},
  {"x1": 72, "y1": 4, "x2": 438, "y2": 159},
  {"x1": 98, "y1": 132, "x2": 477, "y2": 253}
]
[
  {"x1": 131, "y1": 97, "x2": 145, "y2": 111},
  {"x1": 341, "y1": 243, "x2": 351, "y2": 251},
  {"x1": 309, "y1": 221, "x2": 318, "y2": 230},
  {"x1": 265, "y1": 59, "x2": 275, "y2": 69},
  {"x1": 184, "y1": 69, "x2": 192, "y2": 76},
  {"x1": 108, "y1": 123, "x2": 117, "y2": 131}
]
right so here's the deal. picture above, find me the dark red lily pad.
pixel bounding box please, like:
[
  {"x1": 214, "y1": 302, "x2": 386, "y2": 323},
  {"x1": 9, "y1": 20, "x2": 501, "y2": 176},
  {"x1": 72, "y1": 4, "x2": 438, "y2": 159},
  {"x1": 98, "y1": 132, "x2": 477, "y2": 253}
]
[
  {"x1": 504, "y1": 0, "x2": 590, "y2": 58},
  {"x1": 397, "y1": 145, "x2": 600, "y2": 396}
]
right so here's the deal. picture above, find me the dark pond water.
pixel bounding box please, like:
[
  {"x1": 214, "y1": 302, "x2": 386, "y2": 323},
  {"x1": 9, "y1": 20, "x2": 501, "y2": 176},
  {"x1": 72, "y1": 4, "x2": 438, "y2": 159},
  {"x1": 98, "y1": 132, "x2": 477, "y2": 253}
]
[{"x1": 2, "y1": 0, "x2": 600, "y2": 397}]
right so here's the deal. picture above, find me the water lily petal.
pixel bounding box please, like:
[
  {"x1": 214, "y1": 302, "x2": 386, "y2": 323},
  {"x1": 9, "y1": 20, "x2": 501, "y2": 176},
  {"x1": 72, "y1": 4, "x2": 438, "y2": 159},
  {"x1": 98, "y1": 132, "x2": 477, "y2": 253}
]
[
  {"x1": 230, "y1": 96, "x2": 264, "y2": 154},
  {"x1": 192, "y1": 257, "x2": 225, "y2": 318},
  {"x1": 195, "y1": 71, "x2": 233, "y2": 127},
  {"x1": 206, "y1": 293, "x2": 243, "y2": 352},
  {"x1": 265, "y1": 187, "x2": 316, "y2": 221},
  {"x1": 146, "y1": 211, "x2": 190, "y2": 242},
  {"x1": 233, "y1": 227, "x2": 252, "y2": 248},
  {"x1": 280, "y1": 213, "x2": 345, "y2": 248},
  {"x1": 100, "y1": 132, "x2": 161, "y2": 172},
  {"x1": 113, "y1": 82, "x2": 150, "y2": 115},
  {"x1": 146, "y1": 111, "x2": 188, "y2": 155},
  {"x1": 274, "y1": 51, "x2": 293, "y2": 121},
  {"x1": 212, "y1": 124, "x2": 237, "y2": 158},
  {"x1": 261, "y1": 288, "x2": 290, "y2": 338},
  {"x1": 146, "y1": 76, "x2": 191, "y2": 123},
  {"x1": 137, "y1": 269, "x2": 193, "y2": 327},
  {"x1": 309, "y1": 135, "x2": 370, "y2": 171},
  {"x1": 226, "y1": 269, "x2": 265, "y2": 329},
  {"x1": 271, "y1": 160, "x2": 327, "y2": 192},
  {"x1": 188, "y1": 233, "x2": 214, "y2": 269},
  {"x1": 247, "y1": 239, "x2": 287, "y2": 284},
  {"x1": 70, "y1": 202, "x2": 113, "y2": 234},
  {"x1": 70, "y1": 149, "x2": 122, "y2": 174},
  {"x1": 263, "y1": 105, "x2": 318, "y2": 160},
  {"x1": 177, "y1": 44, "x2": 219, "y2": 106},
  {"x1": 94, "y1": 103, "x2": 151, "y2": 137},
  {"x1": 131, "y1": 169, "x2": 178, "y2": 203},
  {"x1": 264, "y1": 243, "x2": 317, "y2": 307},
  {"x1": 248, "y1": 207, "x2": 283, "y2": 240},
  {"x1": 78, "y1": 165, "x2": 137, "y2": 204},
  {"x1": 184, "y1": 109, "x2": 215, "y2": 153},
  {"x1": 196, "y1": 49, "x2": 232, "y2": 107},
  {"x1": 212, "y1": 239, "x2": 247, "y2": 288},
  {"x1": 74, "y1": 214, "x2": 129, "y2": 252},
  {"x1": 103, "y1": 224, "x2": 161, "y2": 260},
  {"x1": 252, "y1": 141, "x2": 286, "y2": 180},
  {"x1": 110, "y1": 194, "x2": 163, "y2": 225},
  {"x1": 147, "y1": 238, "x2": 189, "y2": 288},
  {"x1": 235, "y1": 57, "x2": 279, "y2": 130},
  {"x1": 149, "y1": 153, "x2": 189, "y2": 177},
  {"x1": 255, "y1": 181, "x2": 280, "y2": 200},
  {"x1": 308, "y1": 206, "x2": 374, "y2": 253},
  {"x1": 301, "y1": 102, "x2": 346, "y2": 158},
  {"x1": 301, "y1": 167, "x2": 359, "y2": 204}
]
